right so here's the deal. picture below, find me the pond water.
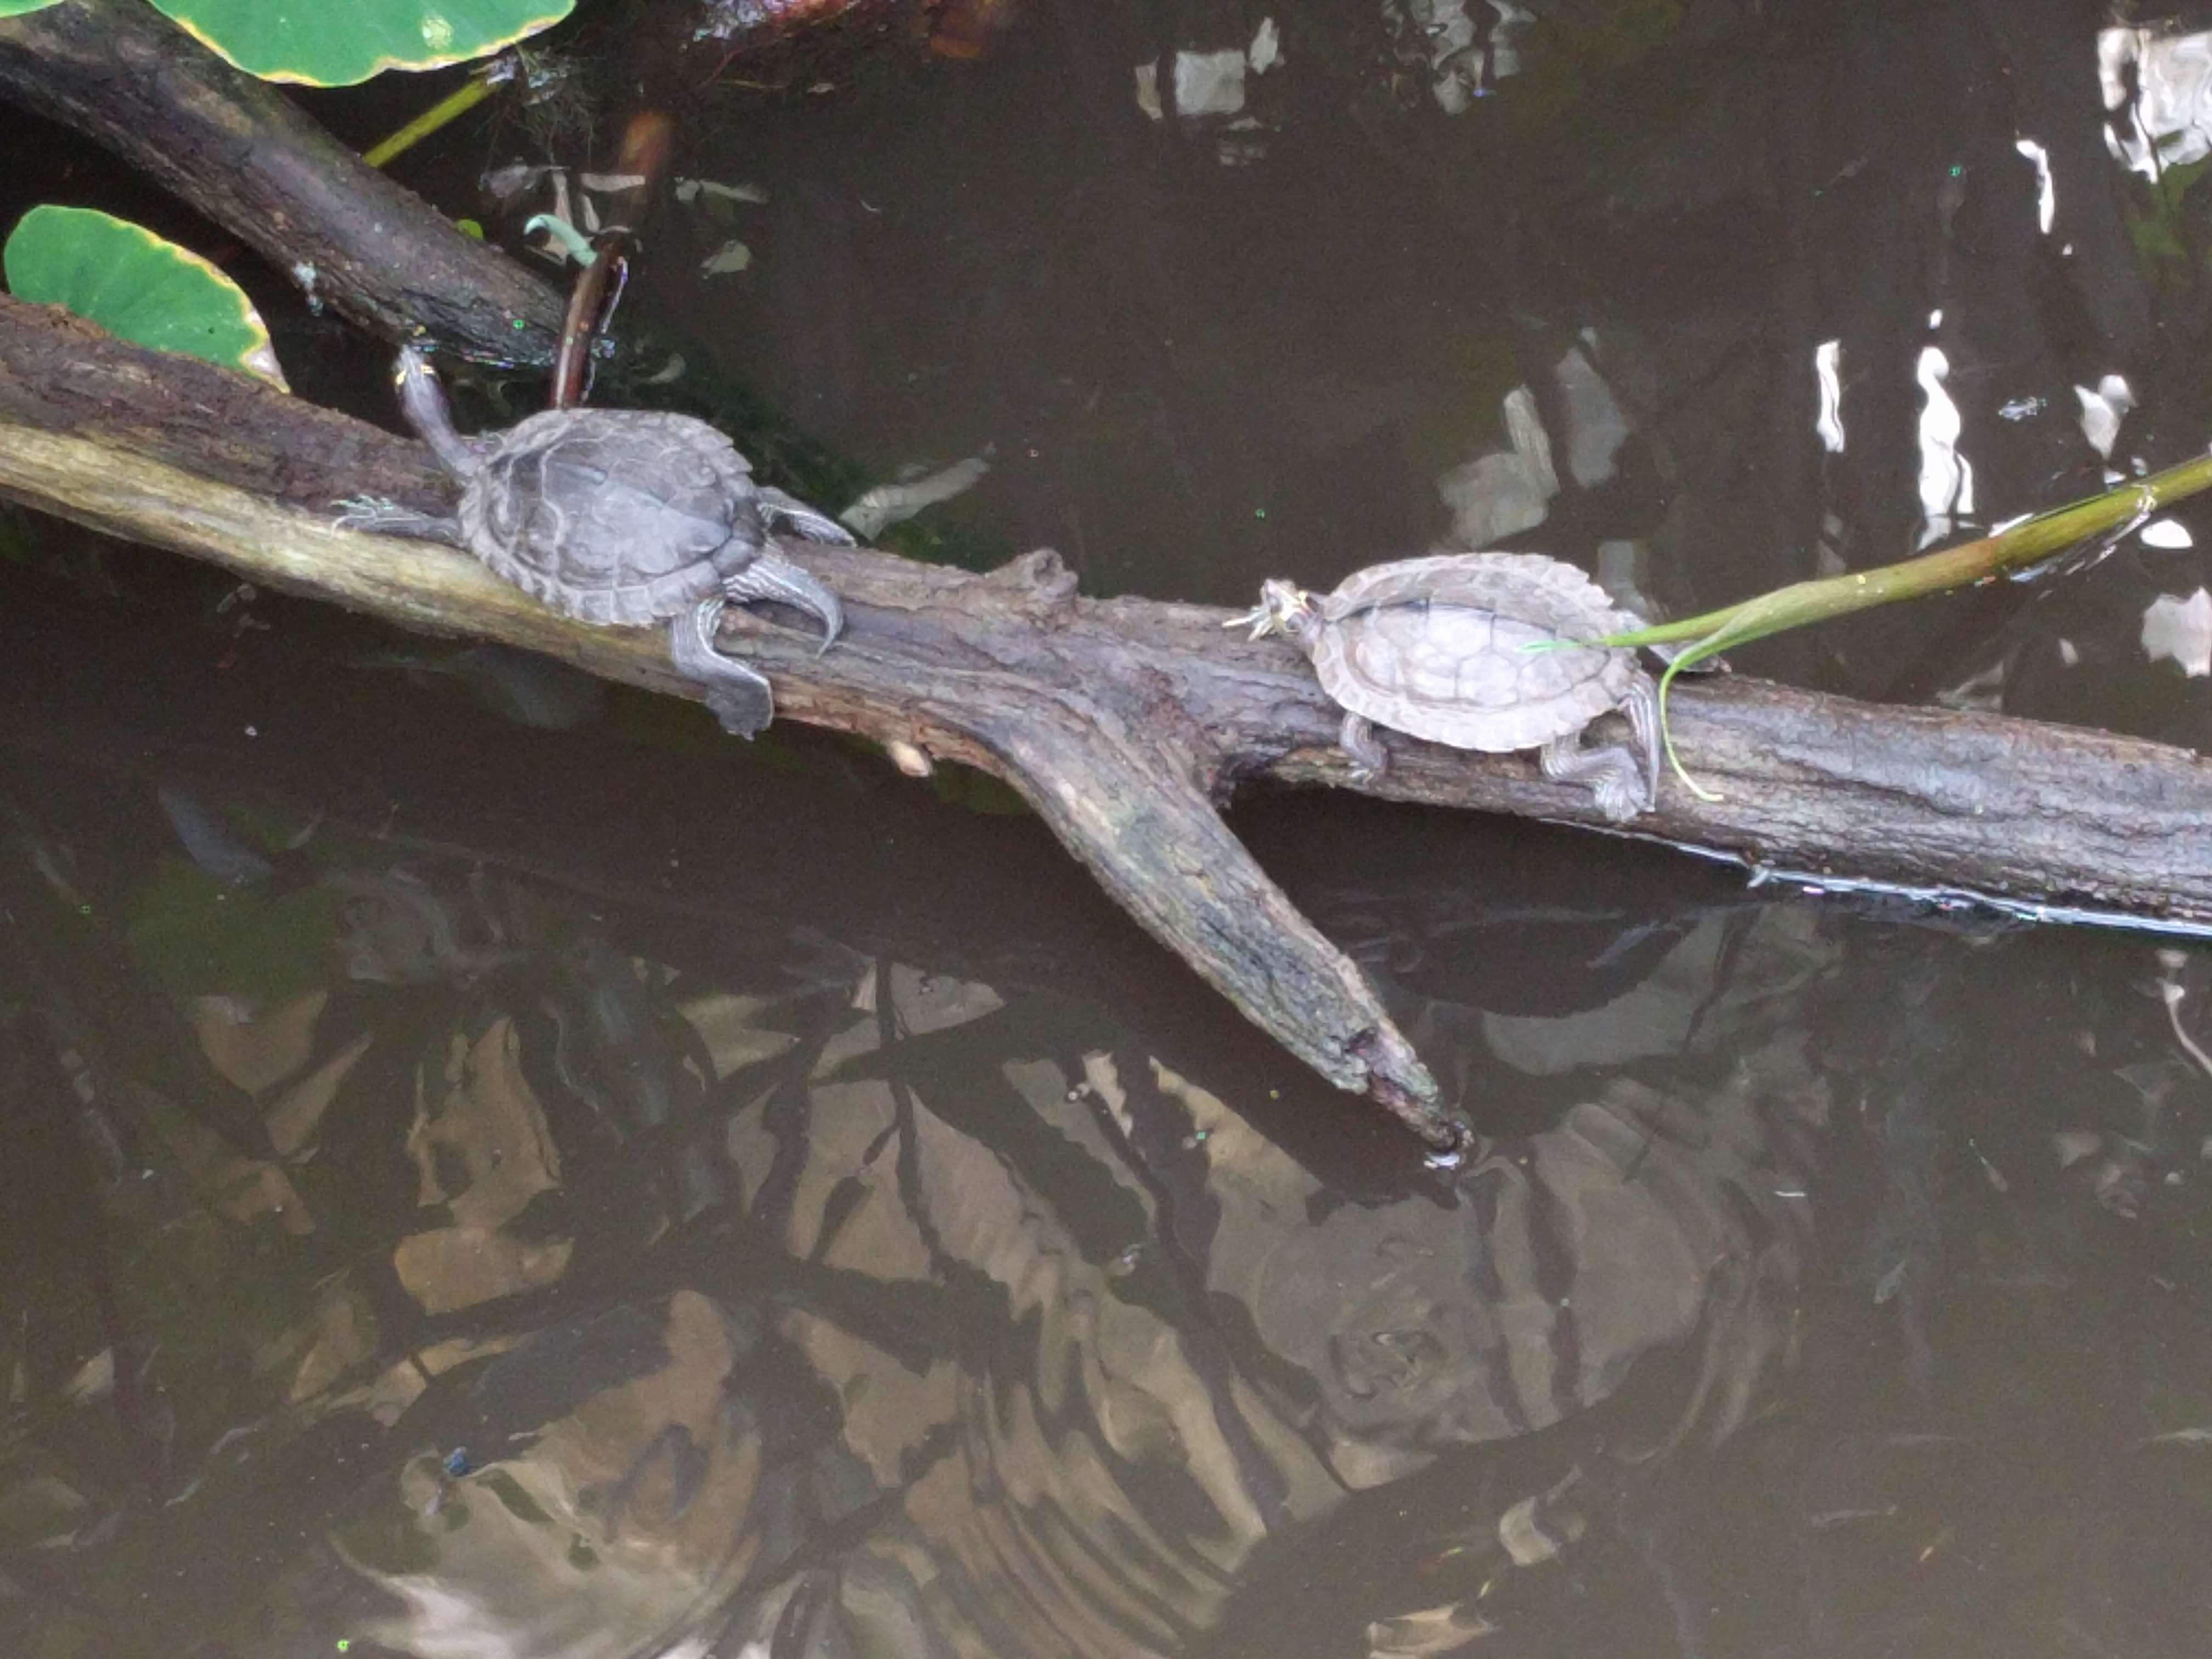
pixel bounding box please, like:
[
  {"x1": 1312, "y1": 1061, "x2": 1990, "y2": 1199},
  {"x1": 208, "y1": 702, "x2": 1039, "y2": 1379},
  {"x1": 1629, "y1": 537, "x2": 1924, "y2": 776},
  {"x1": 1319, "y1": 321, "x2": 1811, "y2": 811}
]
[{"x1": 6, "y1": 2, "x2": 2212, "y2": 1655}]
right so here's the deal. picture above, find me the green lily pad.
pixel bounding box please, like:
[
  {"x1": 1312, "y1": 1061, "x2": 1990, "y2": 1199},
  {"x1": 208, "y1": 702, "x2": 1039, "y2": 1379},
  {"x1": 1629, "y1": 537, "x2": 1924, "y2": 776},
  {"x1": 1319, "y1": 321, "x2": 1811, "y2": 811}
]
[
  {"x1": 3, "y1": 205, "x2": 287, "y2": 388},
  {"x1": 146, "y1": 0, "x2": 574, "y2": 87},
  {"x1": 0, "y1": 1, "x2": 65, "y2": 16}
]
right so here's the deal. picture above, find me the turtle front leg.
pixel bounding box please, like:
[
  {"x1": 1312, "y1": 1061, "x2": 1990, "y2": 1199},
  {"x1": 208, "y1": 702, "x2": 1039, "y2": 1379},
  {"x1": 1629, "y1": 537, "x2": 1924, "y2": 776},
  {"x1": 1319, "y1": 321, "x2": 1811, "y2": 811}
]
[
  {"x1": 1341, "y1": 714, "x2": 1389, "y2": 784},
  {"x1": 331, "y1": 496, "x2": 466, "y2": 546},
  {"x1": 669, "y1": 599, "x2": 774, "y2": 737},
  {"x1": 758, "y1": 488, "x2": 857, "y2": 545},
  {"x1": 726, "y1": 551, "x2": 844, "y2": 654}
]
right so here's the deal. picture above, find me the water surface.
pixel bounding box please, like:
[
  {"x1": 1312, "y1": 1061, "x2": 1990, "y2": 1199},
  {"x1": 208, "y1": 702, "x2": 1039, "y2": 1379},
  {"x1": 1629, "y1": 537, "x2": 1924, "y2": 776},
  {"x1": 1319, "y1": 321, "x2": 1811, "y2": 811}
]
[{"x1": 5, "y1": 3, "x2": 2212, "y2": 1655}]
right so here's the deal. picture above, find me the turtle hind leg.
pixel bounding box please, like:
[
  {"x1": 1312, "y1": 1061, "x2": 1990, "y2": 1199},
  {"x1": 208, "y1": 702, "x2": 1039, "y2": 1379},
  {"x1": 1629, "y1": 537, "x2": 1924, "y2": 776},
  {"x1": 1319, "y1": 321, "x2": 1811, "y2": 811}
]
[
  {"x1": 758, "y1": 487, "x2": 856, "y2": 545},
  {"x1": 1537, "y1": 680, "x2": 1660, "y2": 822},
  {"x1": 332, "y1": 496, "x2": 465, "y2": 546},
  {"x1": 726, "y1": 551, "x2": 844, "y2": 654},
  {"x1": 1341, "y1": 714, "x2": 1388, "y2": 784},
  {"x1": 669, "y1": 600, "x2": 774, "y2": 737},
  {"x1": 1538, "y1": 734, "x2": 1640, "y2": 821},
  {"x1": 1621, "y1": 675, "x2": 1661, "y2": 812}
]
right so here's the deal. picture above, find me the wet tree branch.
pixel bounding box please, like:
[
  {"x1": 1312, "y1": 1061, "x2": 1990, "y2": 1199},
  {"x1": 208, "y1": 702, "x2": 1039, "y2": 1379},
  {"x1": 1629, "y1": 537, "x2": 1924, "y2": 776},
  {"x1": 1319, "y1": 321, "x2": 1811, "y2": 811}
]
[
  {"x1": 5, "y1": 297, "x2": 2212, "y2": 1147},
  {"x1": 0, "y1": 0, "x2": 565, "y2": 365}
]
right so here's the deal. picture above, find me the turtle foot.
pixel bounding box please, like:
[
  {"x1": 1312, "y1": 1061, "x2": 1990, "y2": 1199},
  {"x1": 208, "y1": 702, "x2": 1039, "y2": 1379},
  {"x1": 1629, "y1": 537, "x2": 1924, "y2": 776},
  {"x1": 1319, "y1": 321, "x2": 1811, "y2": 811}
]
[
  {"x1": 670, "y1": 601, "x2": 774, "y2": 737},
  {"x1": 1590, "y1": 772, "x2": 1645, "y2": 823},
  {"x1": 703, "y1": 686, "x2": 772, "y2": 739},
  {"x1": 1539, "y1": 734, "x2": 1649, "y2": 823},
  {"x1": 1340, "y1": 714, "x2": 1389, "y2": 784},
  {"x1": 727, "y1": 552, "x2": 844, "y2": 654}
]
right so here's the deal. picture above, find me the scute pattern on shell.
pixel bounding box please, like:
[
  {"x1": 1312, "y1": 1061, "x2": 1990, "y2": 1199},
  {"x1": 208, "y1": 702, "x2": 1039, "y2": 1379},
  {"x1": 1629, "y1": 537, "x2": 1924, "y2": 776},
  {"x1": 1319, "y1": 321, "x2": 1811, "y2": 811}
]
[
  {"x1": 456, "y1": 409, "x2": 766, "y2": 627},
  {"x1": 1308, "y1": 552, "x2": 1643, "y2": 753}
]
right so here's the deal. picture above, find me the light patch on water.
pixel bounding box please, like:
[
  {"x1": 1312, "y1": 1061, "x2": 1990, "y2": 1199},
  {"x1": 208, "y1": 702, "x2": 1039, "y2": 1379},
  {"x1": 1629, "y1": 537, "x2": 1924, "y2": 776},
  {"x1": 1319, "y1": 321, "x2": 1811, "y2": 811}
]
[
  {"x1": 1554, "y1": 342, "x2": 1628, "y2": 487},
  {"x1": 2100, "y1": 28, "x2": 2212, "y2": 178},
  {"x1": 1133, "y1": 61, "x2": 1163, "y2": 120},
  {"x1": 2141, "y1": 517, "x2": 2195, "y2": 550},
  {"x1": 1437, "y1": 387, "x2": 1559, "y2": 545},
  {"x1": 2014, "y1": 136, "x2": 2056, "y2": 232},
  {"x1": 1814, "y1": 339, "x2": 1846, "y2": 453},
  {"x1": 2075, "y1": 374, "x2": 2134, "y2": 458},
  {"x1": 699, "y1": 239, "x2": 753, "y2": 276},
  {"x1": 1383, "y1": 1, "x2": 1528, "y2": 113},
  {"x1": 1249, "y1": 16, "x2": 1283, "y2": 74},
  {"x1": 1914, "y1": 347, "x2": 1973, "y2": 544},
  {"x1": 1175, "y1": 49, "x2": 1249, "y2": 117},
  {"x1": 2142, "y1": 588, "x2": 2212, "y2": 676},
  {"x1": 1136, "y1": 28, "x2": 1276, "y2": 126}
]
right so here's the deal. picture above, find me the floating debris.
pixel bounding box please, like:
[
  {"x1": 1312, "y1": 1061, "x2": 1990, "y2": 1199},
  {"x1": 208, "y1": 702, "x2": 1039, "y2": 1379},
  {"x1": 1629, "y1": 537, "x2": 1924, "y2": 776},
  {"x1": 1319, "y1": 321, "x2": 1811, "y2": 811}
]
[
  {"x1": 674, "y1": 176, "x2": 770, "y2": 205},
  {"x1": 839, "y1": 454, "x2": 992, "y2": 538},
  {"x1": 699, "y1": 239, "x2": 754, "y2": 276}
]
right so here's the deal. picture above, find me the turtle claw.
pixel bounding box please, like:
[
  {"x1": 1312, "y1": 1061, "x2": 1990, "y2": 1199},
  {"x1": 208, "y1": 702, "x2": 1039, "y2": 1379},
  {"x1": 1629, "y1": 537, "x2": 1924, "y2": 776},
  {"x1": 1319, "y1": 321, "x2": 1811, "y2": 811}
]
[
  {"x1": 758, "y1": 488, "x2": 857, "y2": 545},
  {"x1": 726, "y1": 552, "x2": 844, "y2": 653},
  {"x1": 669, "y1": 600, "x2": 774, "y2": 737},
  {"x1": 1227, "y1": 604, "x2": 1273, "y2": 639}
]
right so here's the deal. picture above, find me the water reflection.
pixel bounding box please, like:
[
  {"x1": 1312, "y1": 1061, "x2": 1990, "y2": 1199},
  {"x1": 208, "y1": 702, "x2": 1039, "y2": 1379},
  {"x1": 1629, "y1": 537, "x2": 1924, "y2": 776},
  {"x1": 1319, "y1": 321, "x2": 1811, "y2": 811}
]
[
  {"x1": 10, "y1": 0, "x2": 2212, "y2": 1653},
  {"x1": 5, "y1": 577, "x2": 2212, "y2": 1657},
  {"x1": 0, "y1": 754, "x2": 1824, "y2": 1657}
]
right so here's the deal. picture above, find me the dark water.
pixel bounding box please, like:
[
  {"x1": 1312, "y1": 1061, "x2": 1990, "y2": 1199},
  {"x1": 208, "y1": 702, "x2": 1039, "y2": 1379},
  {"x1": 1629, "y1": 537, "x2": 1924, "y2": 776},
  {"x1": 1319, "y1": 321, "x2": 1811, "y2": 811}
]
[{"x1": 8, "y1": 3, "x2": 2212, "y2": 1655}]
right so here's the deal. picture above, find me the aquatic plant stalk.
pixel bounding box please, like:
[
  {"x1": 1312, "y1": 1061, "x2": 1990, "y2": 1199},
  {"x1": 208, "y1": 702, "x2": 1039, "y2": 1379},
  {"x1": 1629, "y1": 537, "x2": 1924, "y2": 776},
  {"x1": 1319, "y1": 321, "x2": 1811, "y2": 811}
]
[
  {"x1": 362, "y1": 74, "x2": 494, "y2": 168},
  {"x1": 1591, "y1": 451, "x2": 2212, "y2": 794}
]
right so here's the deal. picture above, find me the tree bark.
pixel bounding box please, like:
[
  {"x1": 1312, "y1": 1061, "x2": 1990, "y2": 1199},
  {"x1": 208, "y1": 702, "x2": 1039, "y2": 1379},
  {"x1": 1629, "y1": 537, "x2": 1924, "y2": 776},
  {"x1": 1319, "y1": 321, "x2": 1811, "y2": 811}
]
[
  {"x1": 0, "y1": 0, "x2": 565, "y2": 365},
  {"x1": 5, "y1": 295, "x2": 2212, "y2": 1146}
]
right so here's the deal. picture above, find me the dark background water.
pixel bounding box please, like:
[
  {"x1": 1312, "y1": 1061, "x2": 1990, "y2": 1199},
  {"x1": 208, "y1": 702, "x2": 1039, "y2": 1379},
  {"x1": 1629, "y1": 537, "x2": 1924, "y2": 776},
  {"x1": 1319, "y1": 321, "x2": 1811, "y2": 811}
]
[{"x1": 6, "y1": 2, "x2": 2212, "y2": 1655}]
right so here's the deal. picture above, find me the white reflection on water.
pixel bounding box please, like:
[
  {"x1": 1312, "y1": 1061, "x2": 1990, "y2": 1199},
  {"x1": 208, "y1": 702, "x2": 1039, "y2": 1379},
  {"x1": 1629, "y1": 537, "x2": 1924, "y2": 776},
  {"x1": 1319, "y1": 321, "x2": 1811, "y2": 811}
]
[
  {"x1": 2100, "y1": 28, "x2": 2212, "y2": 178},
  {"x1": 2013, "y1": 135, "x2": 2056, "y2": 232},
  {"x1": 1814, "y1": 339, "x2": 1845, "y2": 454},
  {"x1": 1914, "y1": 346, "x2": 1972, "y2": 546}
]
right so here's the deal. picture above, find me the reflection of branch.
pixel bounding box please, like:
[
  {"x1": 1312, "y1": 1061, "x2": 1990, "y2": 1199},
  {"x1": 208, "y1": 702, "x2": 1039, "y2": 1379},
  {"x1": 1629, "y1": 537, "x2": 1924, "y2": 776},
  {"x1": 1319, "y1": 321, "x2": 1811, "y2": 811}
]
[
  {"x1": 7, "y1": 297, "x2": 2212, "y2": 1146},
  {"x1": 2157, "y1": 951, "x2": 2212, "y2": 1087}
]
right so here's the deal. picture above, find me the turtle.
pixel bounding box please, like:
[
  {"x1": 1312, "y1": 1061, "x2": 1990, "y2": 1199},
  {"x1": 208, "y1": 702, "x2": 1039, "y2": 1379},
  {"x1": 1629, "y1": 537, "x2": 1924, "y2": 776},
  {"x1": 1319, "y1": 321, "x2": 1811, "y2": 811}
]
[
  {"x1": 337, "y1": 346, "x2": 851, "y2": 738},
  {"x1": 1236, "y1": 550, "x2": 1662, "y2": 822}
]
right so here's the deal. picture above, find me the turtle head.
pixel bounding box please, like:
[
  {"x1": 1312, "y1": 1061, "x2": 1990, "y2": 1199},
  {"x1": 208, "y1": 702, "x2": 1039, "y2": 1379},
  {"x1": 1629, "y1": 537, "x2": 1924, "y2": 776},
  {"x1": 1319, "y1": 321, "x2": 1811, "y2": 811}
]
[
  {"x1": 392, "y1": 345, "x2": 481, "y2": 482},
  {"x1": 1227, "y1": 578, "x2": 1321, "y2": 644}
]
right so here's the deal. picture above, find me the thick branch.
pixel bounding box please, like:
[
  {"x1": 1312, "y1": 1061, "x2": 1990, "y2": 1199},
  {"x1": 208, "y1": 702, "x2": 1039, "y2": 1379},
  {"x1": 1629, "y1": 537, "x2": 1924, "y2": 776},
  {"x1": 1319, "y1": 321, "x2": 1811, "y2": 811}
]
[
  {"x1": 0, "y1": 296, "x2": 1449, "y2": 1139},
  {"x1": 0, "y1": 0, "x2": 564, "y2": 364},
  {"x1": 4, "y1": 297, "x2": 2212, "y2": 1144}
]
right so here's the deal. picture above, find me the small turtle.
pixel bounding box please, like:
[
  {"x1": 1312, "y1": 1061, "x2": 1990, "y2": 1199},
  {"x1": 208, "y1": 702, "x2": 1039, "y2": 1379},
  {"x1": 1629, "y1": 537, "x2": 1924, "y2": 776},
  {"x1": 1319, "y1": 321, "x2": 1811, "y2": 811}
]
[
  {"x1": 1238, "y1": 551, "x2": 1662, "y2": 821},
  {"x1": 338, "y1": 347, "x2": 850, "y2": 738}
]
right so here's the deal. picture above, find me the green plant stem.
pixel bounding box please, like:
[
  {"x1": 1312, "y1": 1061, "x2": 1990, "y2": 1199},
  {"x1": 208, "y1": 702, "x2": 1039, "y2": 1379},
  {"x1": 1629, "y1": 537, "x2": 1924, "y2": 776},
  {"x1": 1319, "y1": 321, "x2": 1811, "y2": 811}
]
[
  {"x1": 1609, "y1": 450, "x2": 2212, "y2": 655},
  {"x1": 1587, "y1": 449, "x2": 2212, "y2": 798},
  {"x1": 362, "y1": 75, "x2": 493, "y2": 168}
]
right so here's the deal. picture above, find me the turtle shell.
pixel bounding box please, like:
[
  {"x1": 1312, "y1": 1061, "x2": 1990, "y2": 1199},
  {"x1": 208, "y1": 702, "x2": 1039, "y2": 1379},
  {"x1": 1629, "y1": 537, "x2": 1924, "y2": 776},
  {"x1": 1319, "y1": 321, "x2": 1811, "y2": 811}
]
[
  {"x1": 1309, "y1": 552, "x2": 1644, "y2": 753},
  {"x1": 457, "y1": 409, "x2": 765, "y2": 626}
]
